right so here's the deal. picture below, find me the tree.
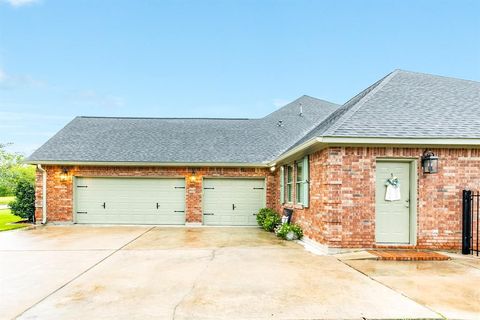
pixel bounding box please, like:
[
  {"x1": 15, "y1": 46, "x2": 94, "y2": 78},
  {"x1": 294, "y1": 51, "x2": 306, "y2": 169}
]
[{"x1": 0, "y1": 143, "x2": 35, "y2": 196}]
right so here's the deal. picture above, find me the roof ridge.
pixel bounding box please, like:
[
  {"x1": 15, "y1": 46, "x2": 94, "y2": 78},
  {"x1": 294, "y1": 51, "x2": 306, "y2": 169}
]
[
  {"x1": 262, "y1": 95, "x2": 339, "y2": 119},
  {"x1": 77, "y1": 116, "x2": 252, "y2": 120},
  {"x1": 300, "y1": 94, "x2": 340, "y2": 105},
  {"x1": 267, "y1": 103, "x2": 341, "y2": 159},
  {"x1": 394, "y1": 69, "x2": 480, "y2": 84},
  {"x1": 321, "y1": 70, "x2": 400, "y2": 136}
]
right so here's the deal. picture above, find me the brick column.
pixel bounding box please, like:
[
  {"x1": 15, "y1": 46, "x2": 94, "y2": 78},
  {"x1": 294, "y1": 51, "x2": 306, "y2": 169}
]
[
  {"x1": 185, "y1": 172, "x2": 203, "y2": 223},
  {"x1": 34, "y1": 168, "x2": 44, "y2": 223}
]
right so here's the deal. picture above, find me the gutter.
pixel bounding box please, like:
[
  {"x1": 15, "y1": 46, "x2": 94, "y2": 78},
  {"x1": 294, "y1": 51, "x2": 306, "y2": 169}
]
[
  {"x1": 27, "y1": 137, "x2": 480, "y2": 171},
  {"x1": 25, "y1": 160, "x2": 270, "y2": 168},
  {"x1": 270, "y1": 136, "x2": 480, "y2": 166},
  {"x1": 269, "y1": 138, "x2": 322, "y2": 167},
  {"x1": 37, "y1": 164, "x2": 47, "y2": 224}
]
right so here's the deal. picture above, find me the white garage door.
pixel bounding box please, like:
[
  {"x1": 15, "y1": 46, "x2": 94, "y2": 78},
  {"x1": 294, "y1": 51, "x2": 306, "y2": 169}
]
[
  {"x1": 203, "y1": 178, "x2": 265, "y2": 226},
  {"x1": 75, "y1": 177, "x2": 185, "y2": 225}
]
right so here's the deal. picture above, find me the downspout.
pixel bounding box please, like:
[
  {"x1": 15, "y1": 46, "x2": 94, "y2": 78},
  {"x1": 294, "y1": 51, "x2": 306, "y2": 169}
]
[{"x1": 37, "y1": 164, "x2": 47, "y2": 224}]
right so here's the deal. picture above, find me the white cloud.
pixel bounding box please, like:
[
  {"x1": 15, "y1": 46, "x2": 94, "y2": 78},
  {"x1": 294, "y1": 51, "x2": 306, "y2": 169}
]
[
  {"x1": 0, "y1": 111, "x2": 70, "y2": 156},
  {"x1": 70, "y1": 90, "x2": 126, "y2": 108},
  {"x1": 0, "y1": 68, "x2": 6, "y2": 82},
  {"x1": 0, "y1": 67, "x2": 46, "y2": 89},
  {"x1": 0, "y1": 111, "x2": 71, "y2": 121},
  {"x1": 273, "y1": 98, "x2": 290, "y2": 108},
  {"x1": 2, "y1": 0, "x2": 40, "y2": 7}
]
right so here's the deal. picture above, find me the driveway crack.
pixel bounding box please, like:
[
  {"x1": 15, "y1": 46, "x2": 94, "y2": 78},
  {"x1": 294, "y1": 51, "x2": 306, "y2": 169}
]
[
  {"x1": 171, "y1": 249, "x2": 216, "y2": 320},
  {"x1": 337, "y1": 258, "x2": 446, "y2": 320},
  {"x1": 14, "y1": 226, "x2": 156, "y2": 319}
]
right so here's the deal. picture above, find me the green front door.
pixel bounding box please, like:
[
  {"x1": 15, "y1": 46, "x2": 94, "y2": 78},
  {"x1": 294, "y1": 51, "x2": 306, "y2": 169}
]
[
  {"x1": 75, "y1": 177, "x2": 185, "y2": 225},
  {"x1": 203, "y1": 178, "x2": 265, "y2": 226},
  {"x1": 375, "y1": 162, "x2": 411, "y2": 244}
]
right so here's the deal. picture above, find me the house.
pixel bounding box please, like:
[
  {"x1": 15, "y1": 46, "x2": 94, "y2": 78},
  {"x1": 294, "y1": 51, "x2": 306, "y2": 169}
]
[{"x1": 27, "y1": 70, "x2": 480, "y2": 252}]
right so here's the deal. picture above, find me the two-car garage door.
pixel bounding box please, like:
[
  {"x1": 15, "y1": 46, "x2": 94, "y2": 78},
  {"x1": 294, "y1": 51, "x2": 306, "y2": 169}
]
[
  {"x1": 75, "y1": 177, "x2": 185, "y2": 225},
  {"x1": 74, "y1": 177, "x2": 265, "y2": 226}
]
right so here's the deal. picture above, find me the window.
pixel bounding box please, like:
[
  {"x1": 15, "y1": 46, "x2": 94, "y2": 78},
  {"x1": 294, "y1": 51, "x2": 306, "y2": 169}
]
[
  {"x1": 279, "y1": 156, "x2": 309, "y2": 207},
  {"x1": 286, "y1": 165, "x2": 294, "y2": 203},
  {"x1": 296, "y1": 160, "x2": 304, "y2": 204}
]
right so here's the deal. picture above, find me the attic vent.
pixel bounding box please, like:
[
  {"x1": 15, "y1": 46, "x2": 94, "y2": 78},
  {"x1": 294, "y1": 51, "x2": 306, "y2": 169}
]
[
  {"x1": 299, "y1": 103, "x2": 303, "y2": 117},
  {"x1": 277, "y1": 120, "x2": 283, "y2": 127}
]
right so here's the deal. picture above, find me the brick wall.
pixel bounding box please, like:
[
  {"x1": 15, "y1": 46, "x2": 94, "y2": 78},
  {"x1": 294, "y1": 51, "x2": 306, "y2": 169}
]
[
  {"x1": 275, "y1": 147, "x2": 480, "y2": 250},
  {"x1": 35, "y1": 146, "x2": 479, "y2": 250},
  {"x1": 274, "y1": 149, "x2": 332, "y2": 245},
  {"x1": 35, "y1": 166, "x2": 275, "y2": 223}
]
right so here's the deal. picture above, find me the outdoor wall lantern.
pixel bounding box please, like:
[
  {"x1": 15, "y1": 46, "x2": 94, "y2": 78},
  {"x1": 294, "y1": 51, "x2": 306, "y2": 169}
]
[
  {"x1": 189, "y1": 169, "x2": 197, "y2": 183},
  {"x1": 59, "y1": 167, "x2": 69, "y2": 182},
  {"x1": 421, "y1": 150, "x2": 439, "y2": 174}
]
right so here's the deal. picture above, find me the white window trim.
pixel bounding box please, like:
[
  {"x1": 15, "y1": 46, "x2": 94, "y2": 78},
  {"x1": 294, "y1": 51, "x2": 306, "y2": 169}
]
[
  {"x1": 286, "y1": 164, "x2": 294, "y2": 203},
  {"x1": 282, "y1": 156, "x2": 309, "y2": 208},
  {"x1": 295, "y1": 160, "x2": 306, "y2": 205}
]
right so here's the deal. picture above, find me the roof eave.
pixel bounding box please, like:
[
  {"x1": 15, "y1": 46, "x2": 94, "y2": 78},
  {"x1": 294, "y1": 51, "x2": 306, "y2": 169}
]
[
  {"x1": 24, "y1": 160, "x2": 270, "y2": 168},
  {"x1": 321, "y1": 136, "x2": 480, "y2": 146},
  {"x1": 270, "y1": 136, "x2": 480, "y2": 166}
]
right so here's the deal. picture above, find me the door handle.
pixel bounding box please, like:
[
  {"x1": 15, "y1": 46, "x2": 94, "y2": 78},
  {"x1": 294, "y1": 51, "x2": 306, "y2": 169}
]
[
  {"x1": 102, "y1": 202, "x2": 106, "y2": 209},
  {"x1": 232, "y1": 204, "x2": 237, "y2": 210},
  {"x1": 156, "y1": 203, "x2": 160, "y2": 209}
]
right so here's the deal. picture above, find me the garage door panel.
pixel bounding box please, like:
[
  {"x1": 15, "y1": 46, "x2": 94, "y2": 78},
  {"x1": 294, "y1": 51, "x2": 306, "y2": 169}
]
[
  {"x1": 203, "y1": 178, "x2": 265, "y2": 226},
  {"x1": 75, "y1": 178, "x2": 185, "y2": 225}
]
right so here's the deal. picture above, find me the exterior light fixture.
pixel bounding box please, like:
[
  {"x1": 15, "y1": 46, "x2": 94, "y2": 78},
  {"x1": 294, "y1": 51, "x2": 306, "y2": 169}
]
[
  {"x1": 421, "y1": 150, "x2": 439, "y2": 174},
  {"x1": 270, "y1": 166, "x2": 276, "y2": 172},
  {"x1": 60, "y1": 167, "x2": 69, "y2": 182},
  {"x1": 189, "y1": 169, "x2": 197, "y2": 183}
]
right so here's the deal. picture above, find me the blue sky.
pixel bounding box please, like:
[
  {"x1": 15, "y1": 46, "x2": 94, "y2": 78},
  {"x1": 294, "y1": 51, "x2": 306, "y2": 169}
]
[{"x1": 1, "y1": 0, "x2": 479, "y2": 155}]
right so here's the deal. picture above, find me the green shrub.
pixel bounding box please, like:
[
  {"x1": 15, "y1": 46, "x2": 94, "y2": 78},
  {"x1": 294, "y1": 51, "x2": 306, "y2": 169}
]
[
  {"x1": 256, "y1": 208, "x2": 276, "y2": 227},
  {"x1": 275, "y1": 223, "x2": 304, "y2": 240},
  {"x1": 262, "y1": 212, "x2": 281, "y2": 232},
  {"x1": 9, "y1": 179, "x2": 35, "y2": 222}
]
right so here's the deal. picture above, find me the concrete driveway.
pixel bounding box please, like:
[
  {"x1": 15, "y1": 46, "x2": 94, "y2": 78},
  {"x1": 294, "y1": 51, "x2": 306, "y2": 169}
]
[{"x1": 0, "y1": 226, "x2": 478, "y2": 319}]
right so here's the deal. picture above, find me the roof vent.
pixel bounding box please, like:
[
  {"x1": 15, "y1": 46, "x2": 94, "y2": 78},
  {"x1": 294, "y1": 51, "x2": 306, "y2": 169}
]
[
  {"x1": 299, "y1": 103, "x2": 303, "y2": 117},
  {"x1": 277, "y1": 120, "x2": 283, "y2": 127}
]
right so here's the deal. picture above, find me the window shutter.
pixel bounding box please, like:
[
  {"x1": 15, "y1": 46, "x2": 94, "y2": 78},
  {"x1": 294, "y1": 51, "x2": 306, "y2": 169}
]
[
  {"x1": 302, "y1": 156, "x2": 309, "y2": 207},
  {"x1": 280, "y1": 166, "x2": 285, "y2": 204}
]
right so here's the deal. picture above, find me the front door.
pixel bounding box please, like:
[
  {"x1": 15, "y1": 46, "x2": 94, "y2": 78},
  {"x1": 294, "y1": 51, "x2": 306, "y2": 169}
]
[{"x1": 375, "y1": 161, "x2": 411, "y2": 244}]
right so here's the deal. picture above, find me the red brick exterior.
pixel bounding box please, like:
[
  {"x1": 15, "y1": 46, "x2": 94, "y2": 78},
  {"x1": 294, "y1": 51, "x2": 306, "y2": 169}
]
[
  {"x1": 35, "y1": 146, "x2": 480, "y2": 250},
  {"x1": 35, "y1": 166, "x2": 275, "y2": 223},
  {"x1": 276, "y1": 147, "x2": 480, "y2": 250}
]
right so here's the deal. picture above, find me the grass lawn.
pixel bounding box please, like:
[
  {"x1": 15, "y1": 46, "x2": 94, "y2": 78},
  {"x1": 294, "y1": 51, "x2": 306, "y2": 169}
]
[
  {"x1": 0, "y1": 209, "x2": 29, "y2": 232},
  {"x1": 0, "y1": 196, "x2": 15, "y2": 205}
]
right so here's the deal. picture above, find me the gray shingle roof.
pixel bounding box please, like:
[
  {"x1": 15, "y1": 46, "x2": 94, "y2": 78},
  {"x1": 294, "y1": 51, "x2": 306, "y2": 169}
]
[
  {"x1": 27, "y1": 70, "x2": 480, "y2": 165},
  {"x1": 321, "y1": 70, "x2": 480, "y2": 138},
  {"x1": 285, "y1": 70, "x2": 480, "y2": 154},
  {"x1": 27, "y1": 95, "x2": 339, "y2": 164}
]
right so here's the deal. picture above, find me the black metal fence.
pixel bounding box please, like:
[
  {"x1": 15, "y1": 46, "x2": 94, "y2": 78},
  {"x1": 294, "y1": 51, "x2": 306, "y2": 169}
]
[{"x1": 462, "y1": 190, "x2": 479, "y2": 255}]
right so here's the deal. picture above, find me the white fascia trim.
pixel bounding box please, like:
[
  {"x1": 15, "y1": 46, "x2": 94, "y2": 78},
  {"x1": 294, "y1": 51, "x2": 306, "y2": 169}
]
[
  {"x1": 319, "y1": 137, "x2": 480, "y2": 146},
  {"x1": 25, "y1": 160, "x2": 270, "y2": 168},
  {"x1": 270, "y1": 137, "x2": 480, "y2": 166},
  {"x1": 269, "y1": 138, "x2": 321, "y2": 167}
]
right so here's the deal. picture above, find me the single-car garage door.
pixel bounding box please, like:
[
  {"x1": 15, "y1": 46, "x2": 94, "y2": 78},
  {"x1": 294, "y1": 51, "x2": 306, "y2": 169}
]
[
  {"x1": 75, "y1": 177, "x2": 185, "y2": 225},
  {"x1": 203, "y1": 178, "x2": 265, "y2": 226}
]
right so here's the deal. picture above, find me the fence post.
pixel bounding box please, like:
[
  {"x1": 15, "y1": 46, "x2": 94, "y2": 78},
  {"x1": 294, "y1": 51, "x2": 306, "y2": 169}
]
[{"x1": 462, "y1": 190, "x2": 472, "y2": 254}]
